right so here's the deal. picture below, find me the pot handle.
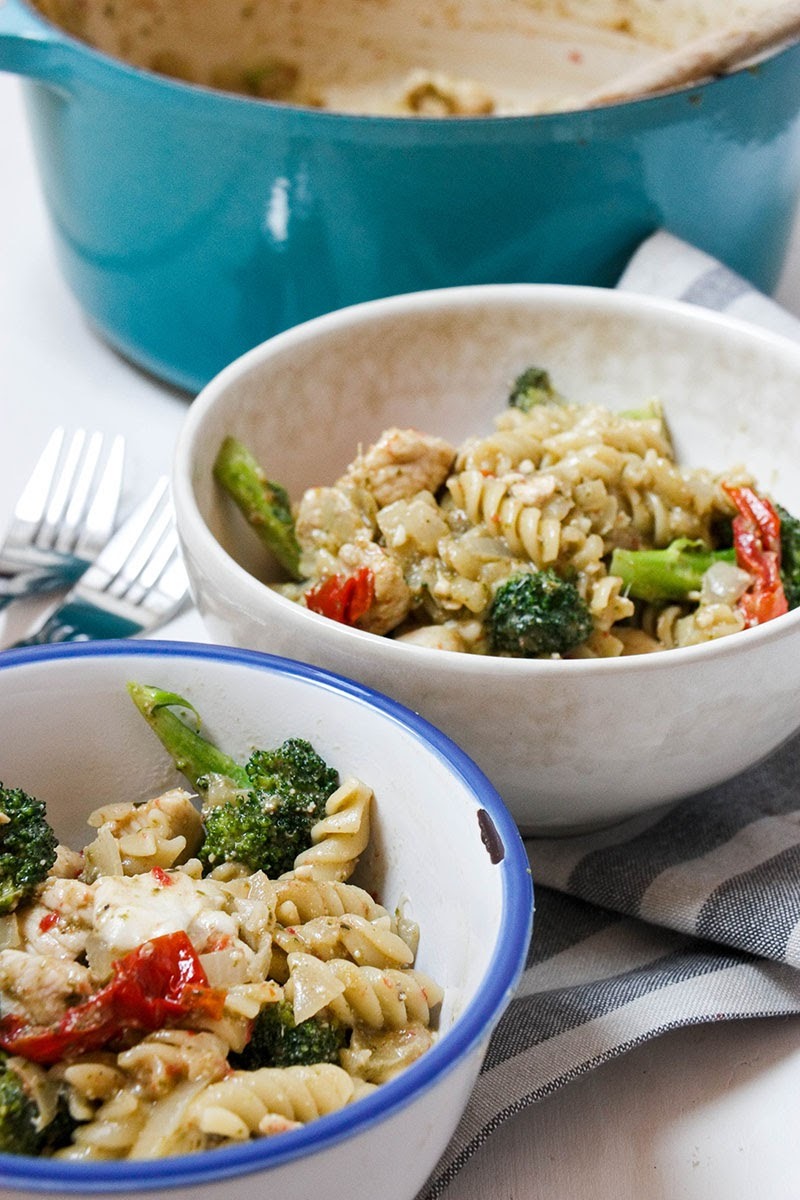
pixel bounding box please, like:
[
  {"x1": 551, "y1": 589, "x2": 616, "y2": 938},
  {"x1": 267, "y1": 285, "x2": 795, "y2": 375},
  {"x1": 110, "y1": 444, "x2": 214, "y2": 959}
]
[{"x1": 0, "y1": 0, "x2": 78, "y2": 83}]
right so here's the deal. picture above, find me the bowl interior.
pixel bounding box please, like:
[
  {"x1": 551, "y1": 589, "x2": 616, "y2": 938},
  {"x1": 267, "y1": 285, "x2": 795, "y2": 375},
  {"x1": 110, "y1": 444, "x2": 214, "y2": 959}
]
[{"x1": 184, "y1": 285, "x2": 800, "y2": 591}]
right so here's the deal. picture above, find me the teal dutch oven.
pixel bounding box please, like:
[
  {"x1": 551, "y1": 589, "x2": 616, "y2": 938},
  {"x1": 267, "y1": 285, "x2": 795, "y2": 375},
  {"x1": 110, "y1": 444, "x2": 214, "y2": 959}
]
[{"x1": 1, "y1": 0, "x2": 800, "y2": 394}]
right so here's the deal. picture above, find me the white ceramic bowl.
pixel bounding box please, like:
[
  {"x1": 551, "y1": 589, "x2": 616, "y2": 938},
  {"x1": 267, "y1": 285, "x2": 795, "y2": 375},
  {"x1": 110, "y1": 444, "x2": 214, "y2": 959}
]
[
  {"x1": 173, "y1": 284, "x2": 800, "y2": 833},
  {"x1": 0, "y1": 640, "x2": 532, "y2": 1199}
]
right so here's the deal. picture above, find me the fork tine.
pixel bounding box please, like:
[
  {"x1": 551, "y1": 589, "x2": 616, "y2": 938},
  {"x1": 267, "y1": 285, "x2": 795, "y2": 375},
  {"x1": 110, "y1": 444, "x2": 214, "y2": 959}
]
[
  {"x1": 53, "y1": 431, "x2": 102, "y2": 553},
  {"x1": 40, "y1": 430, "x2": 87, "y2": 548},
  {"x1": 106, "y1": 491, "x2": 172, "y2": 600},
  {"x1": 2, "y1": 429, "x2": 126, "y2": 583},
  {"x1": 123, "y1": 526, "x2": 181, "y2": 608},
  {"x1": 158, "y1": 549, "x2": 191, "y2": 604},
  {"x1": 73, "y1": 434, "x2": 126, "y2": 558},
  {"x1": 8, "y1": 427, "x2": 66, "y2": 532},
  {"x1": 88, "y1": 477, "x2": 169, "y2": 581},
  {"x1": 138, "y1": 527, "x2": 180, "y2": 591}
]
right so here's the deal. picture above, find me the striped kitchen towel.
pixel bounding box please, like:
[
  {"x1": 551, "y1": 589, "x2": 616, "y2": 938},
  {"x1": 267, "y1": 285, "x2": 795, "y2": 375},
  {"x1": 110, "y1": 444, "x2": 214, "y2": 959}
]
[
  {"x1": 616, "y1": 229, "x2": 800, "y2": 340},
  {"x1": 418, "y1": 230, "x2": 800, "y2": 1200}
]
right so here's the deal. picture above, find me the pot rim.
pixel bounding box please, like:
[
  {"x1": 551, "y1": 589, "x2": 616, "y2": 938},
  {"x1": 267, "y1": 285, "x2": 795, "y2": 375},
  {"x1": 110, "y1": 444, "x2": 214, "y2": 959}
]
[{"x1": 3, "y1": 0, "x2": 800, "y2": 134}]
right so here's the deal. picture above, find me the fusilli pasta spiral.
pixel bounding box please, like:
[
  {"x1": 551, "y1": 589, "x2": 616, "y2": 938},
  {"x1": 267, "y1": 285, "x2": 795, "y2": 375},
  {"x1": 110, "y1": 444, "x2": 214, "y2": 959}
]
[
  {"x1": 290, "y1": 777, "x2": 372, "y2": 882},
  {"x1": 274, "y1": 914, "x2": 415, "y2": 970},
  {"x1": 285, "y1": 952, "x2": 444, "y2": 1029}
]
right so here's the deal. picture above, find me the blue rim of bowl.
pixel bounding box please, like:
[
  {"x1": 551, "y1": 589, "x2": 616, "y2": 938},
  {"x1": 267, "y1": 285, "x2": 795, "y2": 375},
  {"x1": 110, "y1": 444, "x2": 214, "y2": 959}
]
[{"x1": 0, "y1": 639, "x2": 533, "y2": 1193}]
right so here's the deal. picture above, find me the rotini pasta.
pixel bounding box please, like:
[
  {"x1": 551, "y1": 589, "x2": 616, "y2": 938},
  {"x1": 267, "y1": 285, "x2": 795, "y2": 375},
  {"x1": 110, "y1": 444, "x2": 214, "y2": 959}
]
[
  {"x1": 289, "y1": 776, "x2": 372, "y2": 883},
  {"x1": 83, "y1": 789, "x2": 204, "y2": 880},
  {"x1": 58, "y1": 1059, "x2": 359, "y2": 1161},
  {"x1": 0, "y1": 708, "x2": 442, "y2": 1161},
  {"x1": 272, "y1": 877, "x2": 393, "y2": 926},
  {"x1": 265, "y1": 373, "x2": 798, "y2": 655},
  {"x1": 341, "y1": 1023, "x2": 436, "y2": 1085},
  {"x1": 274, "y1": 914, "x2": 415, "y2": 970},
  {"x1": 187, "y1": 1062, "x2": 355, "y2": 1139},
  {"x1": 285, "y1": 952, "x2": 444, "y2": 1030}
]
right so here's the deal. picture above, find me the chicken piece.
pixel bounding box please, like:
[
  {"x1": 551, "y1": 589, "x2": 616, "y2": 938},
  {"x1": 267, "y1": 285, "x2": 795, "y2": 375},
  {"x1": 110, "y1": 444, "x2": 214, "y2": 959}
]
[
  {"x1": 17, "y1": 877, "x2": 95, "y2": 962},
  {"x1": 92, "y1": 870, "x2": 241, "y2": 959},
  {"x1": 0, "y1": 947, "x2": 93, "y2": 1024},
  {"x1": 342, "y1": 428, "x2": 456, "y2": 508},
  {"x1": 377, "y1": 492, "x2": 449, "y2": 557},
  {"x1": 337, "y1": 541, "x2": 413, "y2": 635},
  {"x1": 90, "y1": 869, "x2": 273, "y2": 986},
  {"x1": 509, "y1": 473, "x2": 559, "y2": 507}
]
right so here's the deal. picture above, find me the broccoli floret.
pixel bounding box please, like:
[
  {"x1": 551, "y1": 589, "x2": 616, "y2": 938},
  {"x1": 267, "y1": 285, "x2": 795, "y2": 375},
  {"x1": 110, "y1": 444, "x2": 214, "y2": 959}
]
[
  {"x1": 777, "y1": 504, "x2": 800, "y2": 610},
  {"x1": 233, "y1": 1001, "x2": 346, "y2": 1070},
  {"x1": 202, "y1": 738, "x2": 339, "y2": 876},
  {"x1": 508, "y1": 366, "x2": 562, "y2": 412},
  {"x1": 127, "y1": 684, "x2": 339, "y2": 877},
  {"x1": 0, "y1": 1051, "x2": 74, "y2": 1155},
  {"x1": 609, "y1": 538, "x2": 737, "y2": 604},
  {"x1": 213, "y1": 435, "x2": 302, "y2": 579},
  {"x1": 0, "y1": 785, "x2": 57, "y2": 915},
  {"x1": 0, "y1": 1052, "x2": 43, "y2": 1155},
  {"x1": 612, "y1": 511, "x2": 800, "y2": 610},
  {"x1": 488, "y1": 570, "x2": 593, "y2": 657}
]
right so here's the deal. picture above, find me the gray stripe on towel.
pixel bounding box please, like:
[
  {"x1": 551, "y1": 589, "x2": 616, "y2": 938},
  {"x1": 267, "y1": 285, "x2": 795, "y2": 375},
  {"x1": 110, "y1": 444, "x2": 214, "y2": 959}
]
[
  {"x1": 418, "y1": 954, "x2": 800, "y2": 1200},
  {"x1": 679, "y1": 263, "x2": 752, "y2": 311},
  {"x1": 697, "y1": 841, "x2": 800, "y2": 961},
  {"x1": 483, "y1": 940, "x2": 739, "y2": 1068}
]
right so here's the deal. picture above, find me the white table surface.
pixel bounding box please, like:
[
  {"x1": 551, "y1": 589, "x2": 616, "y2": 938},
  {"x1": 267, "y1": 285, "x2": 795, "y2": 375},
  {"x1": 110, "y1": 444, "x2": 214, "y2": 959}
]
[{"x1": 2, "y1": 70, "x2": 800, "y2": 1198}]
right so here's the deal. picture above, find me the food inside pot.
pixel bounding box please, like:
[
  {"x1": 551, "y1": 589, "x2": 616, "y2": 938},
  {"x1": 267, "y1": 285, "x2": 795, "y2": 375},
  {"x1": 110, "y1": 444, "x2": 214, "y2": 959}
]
[{"x1": 32, "y1": 0, "x2": 784, "y2": 113}]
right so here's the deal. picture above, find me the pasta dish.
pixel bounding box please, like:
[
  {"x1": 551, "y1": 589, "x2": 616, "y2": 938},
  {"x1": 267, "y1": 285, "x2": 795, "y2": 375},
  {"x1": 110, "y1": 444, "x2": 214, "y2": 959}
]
[
  {"x1": 0, "y1": 686, "x2": 441, "y2": 1159},
  {"x1": 215, "y1": 367, "x2": 800, "y2": 658}
]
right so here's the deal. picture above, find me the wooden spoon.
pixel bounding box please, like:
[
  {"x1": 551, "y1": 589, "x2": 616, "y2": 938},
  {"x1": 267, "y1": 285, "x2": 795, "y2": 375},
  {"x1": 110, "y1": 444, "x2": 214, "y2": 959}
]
[{"x1": 580, "y1": 0, "x2": 800, "y2": 108}]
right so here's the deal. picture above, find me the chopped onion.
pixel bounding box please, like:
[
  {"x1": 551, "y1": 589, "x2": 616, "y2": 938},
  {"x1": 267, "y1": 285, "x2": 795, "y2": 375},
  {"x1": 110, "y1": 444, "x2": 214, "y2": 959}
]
[
  {"x1": 700, "y1": 560, "x2": 752, "y2": 606},
  {"x1": 286, "y1": 951, "x2": 345, "y2": 1024},
  {"x1": 0, "y1": 914, "x2": 20, "y2": 951},
  {"x1": 198, "y1": 948, "x2": 249, "y2": 988},
  {"x1": 9, "y1": 1056, "x2": 59, "y2": 1130}
]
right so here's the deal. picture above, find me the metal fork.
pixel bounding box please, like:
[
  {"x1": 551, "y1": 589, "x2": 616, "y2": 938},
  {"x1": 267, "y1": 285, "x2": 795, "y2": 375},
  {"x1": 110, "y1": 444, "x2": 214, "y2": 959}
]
[
  {"x1": 10, "y1": 478, "x2": 190, "y2": 647},
  {"x1": 0, "y1": 428, "x2": 125, "y2": 607}
]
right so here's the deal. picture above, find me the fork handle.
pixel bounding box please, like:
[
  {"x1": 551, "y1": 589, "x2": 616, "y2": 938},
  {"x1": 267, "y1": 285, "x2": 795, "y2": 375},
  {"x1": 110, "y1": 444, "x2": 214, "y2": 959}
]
[
  {"x1": 0, "y1": 567, "x2": 85, "y2": 606},
  {"x1": 12, "y1": 601, "x2": 142, "y2": 647}
]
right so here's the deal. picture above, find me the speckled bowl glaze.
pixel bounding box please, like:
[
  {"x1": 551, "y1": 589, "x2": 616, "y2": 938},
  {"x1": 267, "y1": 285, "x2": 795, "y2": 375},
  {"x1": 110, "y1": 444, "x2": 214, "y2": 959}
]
[
  {"x1": 0, "y1": 639, "x2": 532, "y2": 1198},
  {"x1": 173, "y1": 284, "x2": 800, "y2": 833},
  {"x1": 1, "y1": 0, "x2": 800, "y2": 391}
]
